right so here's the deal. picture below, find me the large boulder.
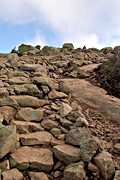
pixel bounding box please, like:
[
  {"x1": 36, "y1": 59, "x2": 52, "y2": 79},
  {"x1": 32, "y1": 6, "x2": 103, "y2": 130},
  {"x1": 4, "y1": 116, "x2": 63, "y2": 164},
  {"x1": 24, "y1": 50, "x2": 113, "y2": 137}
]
[
  {"x1": 65, "y1": 128, "x2": 99, "y2": 162},
  {"x1": 18, "y1": 44, "x2": 38, "y2": 55},
  {"x1": 7, "y1": 53, "x2": 19, "y2": 64},
  {"x1": 101, "y1": 47, "x2": 113, "y2": 54},
  {"x1": 41, "y1": 46, "x2": 60, "y2": 55},
  {"x1": 62, "y1": 43, "x2": 74, "y2": 52},
  {"x1": 113, "y1": 46, "x2": 120, "y2": 54}
]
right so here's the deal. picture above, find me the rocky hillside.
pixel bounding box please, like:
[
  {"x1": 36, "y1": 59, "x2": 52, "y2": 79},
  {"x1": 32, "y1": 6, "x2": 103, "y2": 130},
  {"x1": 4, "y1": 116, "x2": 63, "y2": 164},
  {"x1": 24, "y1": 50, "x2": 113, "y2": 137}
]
[{"x1": 0, "y1": 43, "x2": 120, "y2": 180}]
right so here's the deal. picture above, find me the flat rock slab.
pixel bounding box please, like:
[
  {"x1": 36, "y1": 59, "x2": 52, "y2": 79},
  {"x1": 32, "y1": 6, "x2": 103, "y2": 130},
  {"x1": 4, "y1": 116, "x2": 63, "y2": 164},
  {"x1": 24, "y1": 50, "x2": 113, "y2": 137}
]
[
  {"x1": 78, "y1": 63, "x2": 101, "y2": 72},
  {"x1": 16, "y1": 107, "x2": 44, "y2": 122},
  {"x1": 11, "y1": 95, "x2": 40, "y2": 108},
  {"x1": 19, "y1": 64, "x2": 38, "y2": 71},
  {"x1": 33, "y1": 76, "x2": 58, "y2": 90},
  {"x1": 13, "y1": 84, "x2": 43, "y2": 98},
  {"x1": 8, "y1": 77, "x2": 30, "y2": 85},
  {"x1": 63, "y1": 79, "x2": 120, "y2": 124},
  {"x1": 10, "y1": 146, "x2": 54, "y2": 171},
  {"x1": 53, "y1": 144, "x2": 81, "y2": 164},
  {"x1": 48, "y1": 90, "x2": 68, "y2": 99},
  {"x1": 11, "y1": 120, "x2": 44, "y2": 134},
  {"x1": 11, "y1": 95, "x2": 49, "y2": 108},
  {"x1": 20, "y1": 131, "x2": 52, "y2": 146}
]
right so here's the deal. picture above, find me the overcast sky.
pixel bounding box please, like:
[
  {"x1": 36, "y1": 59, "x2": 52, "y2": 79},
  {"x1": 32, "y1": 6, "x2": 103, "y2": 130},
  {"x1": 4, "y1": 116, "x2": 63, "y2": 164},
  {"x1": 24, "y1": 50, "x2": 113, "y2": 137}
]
[{"x1": 0, "y1": 0, "x2": 120, "y2": 52}]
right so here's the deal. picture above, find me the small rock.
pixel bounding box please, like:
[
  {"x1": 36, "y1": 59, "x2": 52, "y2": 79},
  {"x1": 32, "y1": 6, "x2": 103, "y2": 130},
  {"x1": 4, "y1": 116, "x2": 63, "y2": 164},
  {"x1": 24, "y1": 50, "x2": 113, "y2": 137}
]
[
  {"x1": 58, "y1": 134, "x2": 66, "y2": 141},
  {"x1": 60, "y1": 117, "x2": 74, "y2": 128},
  {"x1": 75, "y1": 116, "x2": 89, "y2": 127},
  {"x1": 48, "y1": 89, "x2": 68, "y2": 99},
  {"x1": 88, "y1": 162, "x2": 100, "y2": 175},
  {"x1": 35, "y1": 65, "x2": 48, "y2": 76},
  {"x1": 0, "y1": 80, "x2": 4, "y2": 88},
  {"x1": 0, "y1": 88, "x2": 9, "y2": 97},
  {"x1": 69, "y1": 70, "x2": 78, "y2": 78},
  {"x1": 0, "y1": 160, "x2": 9, "y2": 172},
  {"x1": 114, "y1": 143, "x2": 120, "y2": 153},
  {"x1": 54, "y1": 161, "x2": 63, "y2": 170},
  {"x1": 50, "y1": 128, "x2": 62, "y2": 137},
  {"x1": 41, "y1": 85, "x2": 50, "y2": 94},
  {"x1": 59, "y1": 102, "x2": 72, "y2": 117},
  {"x1": 0, "y1": 106, "x2": 16, "y2": 124},
  {"x1": 41, "y1": 119, "x2": 59, "y2": 130},
  {"x1": 0, "y1": 113, "x2": 3, "y2": 124},
  {"x1": 59, "y1": 81, "x2": 71, "y2": 95},
  {"x1": 114, "y1": 170, "x2": 120, "y2": 180},
  {"x1": 54, "y1": 171, "x2": 62, "y2": 178}
]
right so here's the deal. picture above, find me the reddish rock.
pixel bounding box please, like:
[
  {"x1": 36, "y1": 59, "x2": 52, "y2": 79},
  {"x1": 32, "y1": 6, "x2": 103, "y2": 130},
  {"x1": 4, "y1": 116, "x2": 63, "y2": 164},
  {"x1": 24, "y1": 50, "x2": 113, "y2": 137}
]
[
  {"x1": 94, "y1": 151, "x2": 115, "y2": 180},
  {"x1": 53, "y1": 144, "x2": 81, "y2": 164},
  {"x1": 10, "y1": 146, "x2": 53, "y2": 171},
  {"x1": 2, "y1": 168, "x2": 24, "y2": 180}
]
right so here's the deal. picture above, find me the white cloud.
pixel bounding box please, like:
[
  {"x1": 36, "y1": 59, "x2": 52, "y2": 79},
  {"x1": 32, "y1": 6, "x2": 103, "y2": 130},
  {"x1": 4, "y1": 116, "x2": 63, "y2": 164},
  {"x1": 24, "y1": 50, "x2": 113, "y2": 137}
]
[
  {"x1": 62, "y1": 34, "x2": 105, "y2": 49},
  {"x1": 26, "y1": 34, "x2": 46, "y2": 47},
  {"x1": 0, "y1": 0, "x2": 120, "y2": 48}
]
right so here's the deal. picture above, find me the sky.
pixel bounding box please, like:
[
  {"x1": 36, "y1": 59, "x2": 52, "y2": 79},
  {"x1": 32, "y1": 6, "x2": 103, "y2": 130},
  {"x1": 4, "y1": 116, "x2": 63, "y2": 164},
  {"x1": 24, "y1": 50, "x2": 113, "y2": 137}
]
[{"x1": 0, "y1": 0, "x2": 120, "y2": 52}]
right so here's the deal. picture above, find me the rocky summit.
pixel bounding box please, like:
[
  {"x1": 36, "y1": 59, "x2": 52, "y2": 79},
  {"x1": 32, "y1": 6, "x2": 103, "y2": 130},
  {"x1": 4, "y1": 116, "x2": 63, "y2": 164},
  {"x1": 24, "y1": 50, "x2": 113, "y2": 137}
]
[{"x1": 0, "y1": 43, "x2": 120, "y2": 180}]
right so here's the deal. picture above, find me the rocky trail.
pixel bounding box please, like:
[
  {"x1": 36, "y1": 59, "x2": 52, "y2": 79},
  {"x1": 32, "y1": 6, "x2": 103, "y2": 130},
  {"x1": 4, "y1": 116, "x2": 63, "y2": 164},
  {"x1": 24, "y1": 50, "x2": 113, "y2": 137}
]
[{"x1": 0, "y1": 44, "x2": 120, "y2": 180}]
